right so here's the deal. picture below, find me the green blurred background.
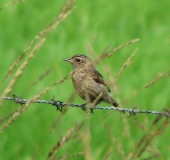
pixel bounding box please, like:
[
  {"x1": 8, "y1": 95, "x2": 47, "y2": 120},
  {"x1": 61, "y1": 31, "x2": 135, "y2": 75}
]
[{"x1": 0, "y1": 0, "x2": 170, "y2": 159}]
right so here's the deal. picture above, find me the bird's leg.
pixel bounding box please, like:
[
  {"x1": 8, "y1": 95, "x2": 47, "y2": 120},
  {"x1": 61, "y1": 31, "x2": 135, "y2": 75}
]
[
  {"x1": 82, "y1": 101, "x2": 99, "y2": 115},
  {"x1": 89, "y1": 105, "x2": 95, "y2": 115},
  {"x1": 90, "y1": 107, "x2": 94, "y2": 114},
  {"x1": 81, "y1": 103, "x2": 91, "y2": 116},
  {"x1": 89, "y1": 100, "x2": 101, "y2": 115},
  {"x1": 81, "y1": 103, "x2": 94, "y2": 115}
]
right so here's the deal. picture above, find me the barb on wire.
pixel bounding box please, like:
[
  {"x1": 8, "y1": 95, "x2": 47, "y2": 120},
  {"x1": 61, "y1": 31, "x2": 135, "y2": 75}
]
[{"x1": 1, "y1": 94, "x2": 170, "y2": 118}]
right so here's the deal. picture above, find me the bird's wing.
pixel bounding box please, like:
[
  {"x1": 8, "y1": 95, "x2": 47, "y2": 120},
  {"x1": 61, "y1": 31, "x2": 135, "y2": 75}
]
[{"x1": 92, "y1": 70, "x2": 111, "y2": 92}]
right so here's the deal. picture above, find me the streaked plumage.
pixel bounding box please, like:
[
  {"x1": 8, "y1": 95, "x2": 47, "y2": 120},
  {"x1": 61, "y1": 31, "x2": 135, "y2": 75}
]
[{"x1": 64, "y1": 54, "x2": 118, "y2": 111}]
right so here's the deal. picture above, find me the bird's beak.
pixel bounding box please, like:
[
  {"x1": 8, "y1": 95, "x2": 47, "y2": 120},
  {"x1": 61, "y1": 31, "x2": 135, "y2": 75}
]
[{"x1": 64, "y1": 58, "x2": 73, "y2": 63}]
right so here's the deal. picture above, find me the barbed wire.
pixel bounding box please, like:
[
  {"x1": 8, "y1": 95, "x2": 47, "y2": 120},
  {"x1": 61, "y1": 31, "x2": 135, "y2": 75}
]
[{"x1": 1, "y1": 94, "x2": 170, "y2": 117}]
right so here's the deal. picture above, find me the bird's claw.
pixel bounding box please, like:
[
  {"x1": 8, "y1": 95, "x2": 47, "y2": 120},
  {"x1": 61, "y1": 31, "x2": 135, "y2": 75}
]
[
  {"x1": 81, "y1": 104, "x2": 94, "y2": 115},
  {"x1": 90, "y1": 108, "x2": 94, "y2": 115}
]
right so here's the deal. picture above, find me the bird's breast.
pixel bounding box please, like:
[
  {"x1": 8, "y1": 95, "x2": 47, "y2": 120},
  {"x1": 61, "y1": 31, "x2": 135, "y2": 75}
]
[
  {"x1": 71, "y1": 70, "x2": 86, "y2": 81},
  {"x1": 70, "y1": 70, "x2": 88, "y2": 99}
]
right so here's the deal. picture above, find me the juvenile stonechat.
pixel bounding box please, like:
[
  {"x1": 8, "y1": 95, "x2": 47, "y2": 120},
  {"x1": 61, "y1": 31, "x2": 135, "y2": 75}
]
[{"x1": 64, "y1": 54, "x2": 118, "y2": 113}]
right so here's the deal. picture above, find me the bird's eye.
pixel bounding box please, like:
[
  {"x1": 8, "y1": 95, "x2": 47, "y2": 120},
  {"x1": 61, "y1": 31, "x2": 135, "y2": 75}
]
[{"x1": 76, "y1": 58, "x2": 81, "y2": 63}]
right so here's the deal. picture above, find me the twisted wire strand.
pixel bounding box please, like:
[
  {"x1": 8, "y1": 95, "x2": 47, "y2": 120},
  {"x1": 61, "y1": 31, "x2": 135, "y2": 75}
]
[{"x1": 1, "y1": 94, "x2": 170, "y2": 117}]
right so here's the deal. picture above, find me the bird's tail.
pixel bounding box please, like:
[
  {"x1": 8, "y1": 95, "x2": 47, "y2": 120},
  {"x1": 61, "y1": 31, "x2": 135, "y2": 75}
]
[{"x1": 112, "y1": 100, "x2": 119, "y2": 107}]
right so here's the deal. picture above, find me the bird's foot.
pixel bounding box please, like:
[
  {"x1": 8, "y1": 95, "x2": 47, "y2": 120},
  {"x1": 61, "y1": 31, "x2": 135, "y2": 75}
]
[
  {"x1": 89, "y1": 105, "x2": 96, "y2": 115},
  {"x1": 90, "y1": 108, "x2": 94, "y2": 115},
  {"x1": 81, "y1": 104, "x2": 95, "y2": 115}
]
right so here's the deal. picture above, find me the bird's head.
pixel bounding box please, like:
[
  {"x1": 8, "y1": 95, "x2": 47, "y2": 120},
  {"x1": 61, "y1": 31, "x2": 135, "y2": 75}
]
[{"x1": 64, "y1": 54, "x2": 93, "y2": 69}]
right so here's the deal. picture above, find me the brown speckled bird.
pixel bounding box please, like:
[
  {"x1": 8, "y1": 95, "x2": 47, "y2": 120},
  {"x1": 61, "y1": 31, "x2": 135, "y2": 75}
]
[{"x1": 64, "y1": 54, "x2": 118, "y2": 112}]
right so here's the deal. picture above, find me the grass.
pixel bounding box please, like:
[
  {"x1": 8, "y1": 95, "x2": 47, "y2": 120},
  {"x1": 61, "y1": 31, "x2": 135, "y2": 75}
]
[{"x1": 0, "y1": 0, "x2": 170, "y2": 159}]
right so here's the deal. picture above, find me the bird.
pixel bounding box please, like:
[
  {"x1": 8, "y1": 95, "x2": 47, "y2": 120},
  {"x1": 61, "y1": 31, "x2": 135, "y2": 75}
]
[{"x1": 64, "y1": 54, "x2": 118, "y2": 113}]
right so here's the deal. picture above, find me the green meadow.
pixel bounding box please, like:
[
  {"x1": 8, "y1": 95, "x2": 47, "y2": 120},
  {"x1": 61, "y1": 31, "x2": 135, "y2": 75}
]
[{"x1": 0, "y1": 0, "x2": 170, "y2": 159}]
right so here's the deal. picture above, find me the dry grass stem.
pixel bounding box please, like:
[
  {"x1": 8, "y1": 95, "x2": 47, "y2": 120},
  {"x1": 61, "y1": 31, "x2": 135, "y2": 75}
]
[
  {"x1": 26, "y1": 0, "x2": 76, "y2": 50},
  {"x1": 94, "y1": 38, "x2": 140, "y2": 65},
  {"x1": 49, "y1": 0, "x2": 77, "y2": 32},
  {"x1": 136, "y1": 118, "x2": 169, "y2": 158},
  {"x1": 147, "y1": 146, "x2": 163, "y2": 159},
  {"x1": 31, "y1": 69, "x2": 51, "y2": 86},
  {"x1": 5, "y1": 0, "x2": 28, "y2": 7},
  {"x1": 87, "y1": 43, "x2": 132, "y2": 134},
  {"x1": 45, "y1": 92, "x2": 76, "y2": 141},
  {"x1": 23, "y1": 75, "x2": 69, "y2": 113},
  {"x1": 105, "y1": 123, "x2": 126, "y2": 159},
  {"x1": 80, "y1": 129, "x2": 93, "y2": 160},
  {"x1": 0, "y1": 73, "x2": 69, "y2": 130},
  {"x1": 20, "y1": 0, "x2": 76, "y2": 73},
  {"x1": 125, "y1": 68, "x2": 170, "y2": 102},
  {"x1": 48, "y1": 128, "x2": 74, "y2": 159},
  {"x1": 127, "y1": 115, "x2": 169, "y2": 159},
  {"x1": 0, "y1": 74, "x2": 69, "y2": 132},
  {"x1": 103, "y1": 148, "x2": 113, "y2": 160},
  {"x1": 122, "y1": 117, "x2": 130, "y2": 137},
  {"x1": 0, "y1": 110, "x2": 17, "y2": 125},
  {"x1": 134, "y1": 119, "x2": 148, "y2": 133},
  {"x1": 114, "y1": 48, "x2": 138, "y2": 80},
  {"x1": 86, "y1": 43, "x2": 97, "y2": 57},
  {"x1": 48, "y1": 122, "x2": 83, "y2": 160},
  {"x1": 1, "y1": 38, "x2": 46, "y2": 100},
  {"x1": 90, "y1": 112, "x2": 112, "y2": 130},
  {"x1": 35, "y1": 75, "x2": 69, "y2": 101},
  {"x1": 58, "y1": 152, "x2": 84, "y2": 160},
  {"x1": 0, "y1": 53, "x2": 26, "y2": 85},
  {"x1": 0, "y1": 0, "x2": 76, "y2": 128},
  {"x1": 104, "y1": 66, "x2": 119, "y2": 93},
  {"x1": 89, "y1": 92, "x2": 103, "y2": 110},
  {"x1": 0, "y1": 106, "x2": 23, "y2": 132},
  {"x1": 0, "y1": 0, "x2": 28, "y2": 10},
  {"x1": 1, "y1": 0, "x2": 76, "y2": 85}
]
